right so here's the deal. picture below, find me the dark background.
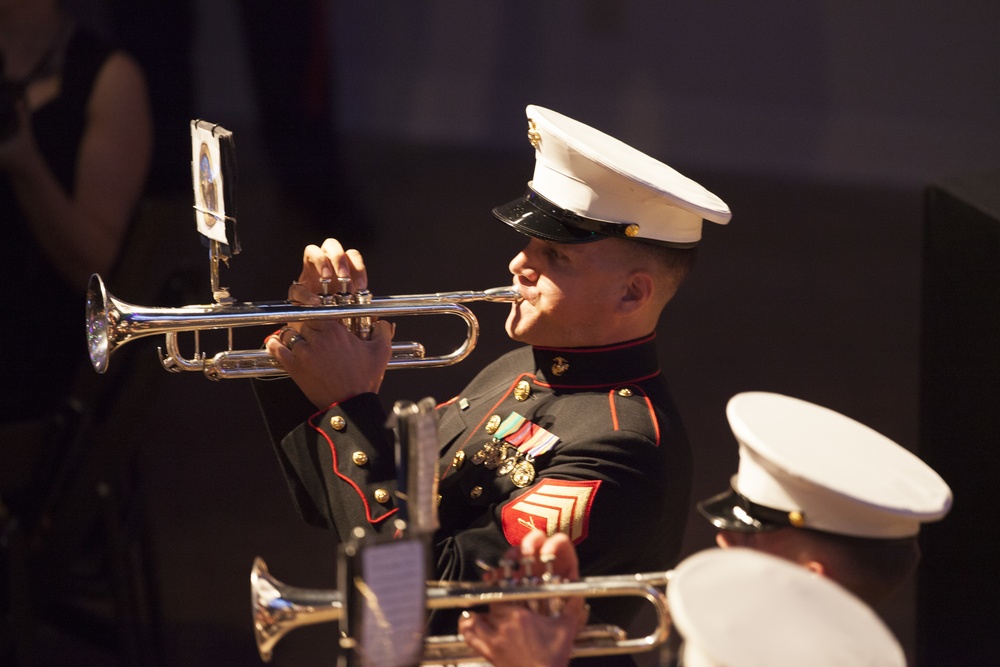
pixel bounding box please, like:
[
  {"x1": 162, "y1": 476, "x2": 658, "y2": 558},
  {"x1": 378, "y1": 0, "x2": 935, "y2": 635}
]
[{"x1": 20, "y1": 1, "x2": 1000, "y2": 665}]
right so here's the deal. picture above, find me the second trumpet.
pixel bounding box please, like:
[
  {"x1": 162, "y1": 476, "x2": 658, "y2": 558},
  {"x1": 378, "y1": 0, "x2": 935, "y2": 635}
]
[{"x1": 251, "y1": 557, "x2": 672, "y2": 664}]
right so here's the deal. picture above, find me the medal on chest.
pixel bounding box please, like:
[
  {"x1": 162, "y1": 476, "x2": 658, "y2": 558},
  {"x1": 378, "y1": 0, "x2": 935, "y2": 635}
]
[{"x1": 471, "y1": 412, "x2": 559, "y2": 488}]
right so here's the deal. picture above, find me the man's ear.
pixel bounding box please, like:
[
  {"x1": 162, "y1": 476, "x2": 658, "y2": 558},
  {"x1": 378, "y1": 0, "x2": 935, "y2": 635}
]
[
  {"x1": 803, "y1": 560, "x2": 827, "y2": 577},
  {"x1": 715, "y1": 531, "x2": 751, "y2": 549},
  {"x1": 620, "y1": 270, "x2": 654, "y2": 311}
]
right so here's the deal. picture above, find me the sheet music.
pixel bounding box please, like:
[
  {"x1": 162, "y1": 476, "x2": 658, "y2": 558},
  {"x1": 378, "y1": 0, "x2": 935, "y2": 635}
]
[
  {"x1": 409, "y1": 398, "x2": 440, "y2": 533},
  {"x1": 190, "y1": 120, "x2": 233, "y2": 245},
  {"x1": 356, "y1": 539, "x2": 426, "y2": 667},
  {"x1": 392, "y1": 398, "x2": 441, "y2": 535}
]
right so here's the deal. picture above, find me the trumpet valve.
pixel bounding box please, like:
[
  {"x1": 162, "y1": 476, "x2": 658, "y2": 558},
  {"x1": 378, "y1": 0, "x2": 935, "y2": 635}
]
[
  {"x1": 318, "y1": 276, "x2": 336, "y2": 306},
  {"x1": 354, "y1": 289, "x2": 374, "y2": 340},
  {"x1": 540, "y1": 554, "x2": 560, "y2": 584},
  {"x1": 332, "y1": 278, "x2": 352, "y2": 333},
  {"x1": 520, "y1": 555, "x2": 536, "y2": 580},
  {"x1": 499, "y1": 558, "x2": 516, "y2": 586},
  {"x1": 539, "y1": 555, "x2": 565, "y2": 617},
  {"x1": 519, "y1": 556, "x2": 542, "y2": 614}
]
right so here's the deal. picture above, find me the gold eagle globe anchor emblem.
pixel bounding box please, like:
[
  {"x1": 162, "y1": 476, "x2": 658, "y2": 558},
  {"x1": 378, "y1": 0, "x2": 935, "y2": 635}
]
[
  {"x1": 527, "y1": 118, "x2": 541, "y2": 149},
  {"x1": 551, "y1": 357, "x2": 569, "y2": 377}
]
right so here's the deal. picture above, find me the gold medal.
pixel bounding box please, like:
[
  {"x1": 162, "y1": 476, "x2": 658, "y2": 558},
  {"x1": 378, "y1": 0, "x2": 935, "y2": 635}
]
[
  {"x1": 471, "y1": 441, "x2": 495, "y2": 465},
  {"x1": 497, "y1": 451, "x2": 520, "y2": 476},
  {"x1": 510, "y1": 460, "x2": 536, "y2": 488},
  {"x1": 483, "y1": 445, "x2": 504, "y2": 469}
]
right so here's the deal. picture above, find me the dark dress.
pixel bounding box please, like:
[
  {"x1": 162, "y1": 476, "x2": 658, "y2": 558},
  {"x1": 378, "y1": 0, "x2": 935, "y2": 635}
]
[{"x1": 0, "y1": 27, "x2": 115, "y2": 426}]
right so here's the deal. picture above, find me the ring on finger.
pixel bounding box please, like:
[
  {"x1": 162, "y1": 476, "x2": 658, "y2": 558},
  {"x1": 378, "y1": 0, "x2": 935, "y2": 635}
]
[{"x1": 278, "y1": 326, "x2": 304, "y2": 351}]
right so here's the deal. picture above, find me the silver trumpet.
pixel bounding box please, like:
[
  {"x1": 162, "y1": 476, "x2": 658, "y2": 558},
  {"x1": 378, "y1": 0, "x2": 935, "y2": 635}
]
[
  {"x1": 85, "y1": 273, "x2": 520, "y2": 380},
  {"x1": 251, "y1": 557, "x2": 672, "y2": 664}
]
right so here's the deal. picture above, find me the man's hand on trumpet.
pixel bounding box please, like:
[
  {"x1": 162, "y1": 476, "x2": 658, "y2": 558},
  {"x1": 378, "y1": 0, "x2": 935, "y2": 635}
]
[
  {"x1": 459, "y1": 530, "x2": 586, "y2": 667},
  {"x1": 294, "y1": 238, "x2": 369, "y2": 305},
  {"x1": 265, "y1": 239, "x2": 394, "y2": 409}
]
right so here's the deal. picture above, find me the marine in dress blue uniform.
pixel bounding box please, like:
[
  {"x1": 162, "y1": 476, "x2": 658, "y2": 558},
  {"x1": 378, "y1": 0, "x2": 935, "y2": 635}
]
[
  {"x1": 255, "y1": 105, "x2": 731, "y2": 637},
  {"x1": 257, "y1": 333, "x2": 689, "y2": 582}
]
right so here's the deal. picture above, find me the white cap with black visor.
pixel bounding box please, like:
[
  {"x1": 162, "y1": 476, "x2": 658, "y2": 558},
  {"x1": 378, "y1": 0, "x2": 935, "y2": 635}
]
[{"x1": 492, "y1": 105, "x2": 731, "y2": 248}]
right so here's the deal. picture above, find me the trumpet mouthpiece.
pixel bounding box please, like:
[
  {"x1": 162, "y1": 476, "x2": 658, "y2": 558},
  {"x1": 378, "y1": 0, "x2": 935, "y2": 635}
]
[{"x1": 484, "y1": 286, "x2": 522, "y2": 302}]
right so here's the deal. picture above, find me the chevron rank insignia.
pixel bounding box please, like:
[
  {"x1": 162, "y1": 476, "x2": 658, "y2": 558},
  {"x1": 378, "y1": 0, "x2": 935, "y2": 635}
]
[{"x1": 501, "y1": 479, "x2": 601, "y2": 546}]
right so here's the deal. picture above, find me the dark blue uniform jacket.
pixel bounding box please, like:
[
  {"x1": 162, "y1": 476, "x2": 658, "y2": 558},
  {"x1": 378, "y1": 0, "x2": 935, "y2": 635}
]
[{"x1": 254, "y1": 334, "x2": 691, "y2": 628}]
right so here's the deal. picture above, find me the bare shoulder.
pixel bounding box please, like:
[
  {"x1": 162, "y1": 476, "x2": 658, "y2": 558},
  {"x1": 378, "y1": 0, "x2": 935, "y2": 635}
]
[{"x1": 88, "y1": 49, "x2": 151, "y2": 117}]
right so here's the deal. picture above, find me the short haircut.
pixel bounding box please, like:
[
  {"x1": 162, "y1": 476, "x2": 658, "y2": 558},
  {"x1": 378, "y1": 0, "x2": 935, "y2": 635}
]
[
  {"x1": 799, "y1": 529, "x2": 921, "y2": 606},
  {"x1": 609, "y1": 238, "x2": 699, "y2": 285},
  {"x1": 647, "y1": 244, "x2": 699, "y2": 284}
]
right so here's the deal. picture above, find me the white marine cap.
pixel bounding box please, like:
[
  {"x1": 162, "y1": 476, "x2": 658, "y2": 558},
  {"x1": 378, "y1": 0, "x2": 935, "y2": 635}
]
[
  {"x1": 492, "y1": 105, "x2": 731, "y2": 248},
  {"x1": 668, "y1": 548, "x2": 906, "y2": 667},
  {"x1": 698, "y1": 392, "x2": 952, "y2": 539}
]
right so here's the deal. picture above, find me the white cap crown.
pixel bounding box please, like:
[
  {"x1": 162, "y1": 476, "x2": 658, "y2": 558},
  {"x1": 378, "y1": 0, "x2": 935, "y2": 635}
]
[
  {"x1": 730, "y1": 392, "x2": 952, "y2": 538},
  {"x1": 668, "y1": 548, "x2": 906, "y2": 667}
]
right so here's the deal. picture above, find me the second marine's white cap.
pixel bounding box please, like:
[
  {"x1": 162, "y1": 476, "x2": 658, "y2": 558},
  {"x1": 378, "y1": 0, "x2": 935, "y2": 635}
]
[{"x1": 698, "y1": 392, "x2": 952, "y2": 538}]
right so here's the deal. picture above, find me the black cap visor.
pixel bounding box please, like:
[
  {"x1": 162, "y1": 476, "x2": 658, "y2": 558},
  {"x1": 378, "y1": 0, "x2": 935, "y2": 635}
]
[
  {"x1": 493, "y1": 188, "x2": 700, "y2": 248},
  {"x1": 492, "y1": 189, "x2": 604, "y2": 244},
  {"x1": 697, "y1": 487, "x2": 793, "y2": 533}
]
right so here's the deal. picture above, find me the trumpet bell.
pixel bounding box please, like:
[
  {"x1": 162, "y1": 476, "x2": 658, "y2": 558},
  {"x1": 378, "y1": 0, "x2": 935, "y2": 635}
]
[
  {"x1": 252, "y1": 557, "x2": 345, "y2": 662},
  {"x1": 86, "y1": 273, "x2": 113, "y2": 373}
]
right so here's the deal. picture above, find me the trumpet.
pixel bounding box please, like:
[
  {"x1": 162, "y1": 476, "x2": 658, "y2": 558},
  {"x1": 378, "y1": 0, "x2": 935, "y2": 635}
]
[
  {"x1": 251, "y1": 557, "x2": 672, "y2": 664},
  {"x1": 85, "y1": 274, "x2": 521, "y2": 380}
]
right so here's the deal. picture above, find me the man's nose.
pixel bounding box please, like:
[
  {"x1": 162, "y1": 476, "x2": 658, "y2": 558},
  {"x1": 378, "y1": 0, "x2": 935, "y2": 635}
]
[{"x1": 509, "y1": 250, "x2": 527, "y2": 275}]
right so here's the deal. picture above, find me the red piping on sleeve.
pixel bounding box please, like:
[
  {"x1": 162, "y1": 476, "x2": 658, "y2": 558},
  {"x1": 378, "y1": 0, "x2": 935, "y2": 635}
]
[{"x1": 308, "y1": 411, "x2": 399, "y2": 525}]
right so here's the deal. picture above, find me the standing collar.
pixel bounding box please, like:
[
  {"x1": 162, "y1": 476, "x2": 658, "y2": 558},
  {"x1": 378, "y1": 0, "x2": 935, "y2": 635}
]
[{"x1": 531, "y1": 334, "x2": 661, "y2": 387}]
